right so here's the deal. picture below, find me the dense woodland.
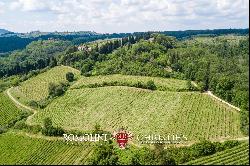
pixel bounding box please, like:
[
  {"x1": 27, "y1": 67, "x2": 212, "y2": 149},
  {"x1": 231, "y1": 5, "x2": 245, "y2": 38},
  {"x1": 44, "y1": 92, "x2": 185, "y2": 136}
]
[
  {"x1": 0, "y1": 28, "x2": 248, "y2": 53},
  {"x1": 0, "y1": 30, "x2": 249, "y2": 135}
]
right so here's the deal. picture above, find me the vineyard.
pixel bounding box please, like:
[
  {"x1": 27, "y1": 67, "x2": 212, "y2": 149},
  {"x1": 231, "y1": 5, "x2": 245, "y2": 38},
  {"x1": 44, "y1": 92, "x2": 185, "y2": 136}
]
[
  {"x1": 184, "y1": 141, "x2": 249, "y2": 165},
  {"x1": 71, "y1": 74, "x2": 189, "y2": 91},
  {"x1": 0, "y1": 132, "x2": 93, "y2": 165},
  {"x1": 13, "y1": 66, "x2": 80, "y2": 101},
  {"x1": 30, "y1": 86, "x2": 243, "y2": 141},
  {"x1": 0, "y1": 92, "x2": 23, "y2": 126}
]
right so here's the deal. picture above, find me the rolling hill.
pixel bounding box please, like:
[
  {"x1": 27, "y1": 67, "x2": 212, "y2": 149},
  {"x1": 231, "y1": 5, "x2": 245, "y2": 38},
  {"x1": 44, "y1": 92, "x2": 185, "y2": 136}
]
[
  {"x1": 10, "y1": 66, "x2": 81, "y2": 103},
  {"x1": 6, "y1": 66, "x2": 239, "y2": 143},
  {"x1": 30, "y1": 86, "x2": 242, "y2": 142}
]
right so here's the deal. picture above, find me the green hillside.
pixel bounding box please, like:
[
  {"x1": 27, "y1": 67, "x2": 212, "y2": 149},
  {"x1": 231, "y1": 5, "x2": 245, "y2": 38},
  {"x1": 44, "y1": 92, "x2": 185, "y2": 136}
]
[
  {"x1": 11, "y1": 66, "x2": 80, "y2": 102},
  {"x1": 0, "y1": 132, "x2": 93, "y2": 165},
  {"x1": 71, "y1": 74, "x2": 189, "y2": 91},
  {"x1": 184, "y1": 141, "x2": 249, "y2": 165},
  {"x1": 0, "y1": 93, "x2": 23, "y2": 127},
  {"x1": 30, "y1": 86, "x2": 242, "y2": 141}
]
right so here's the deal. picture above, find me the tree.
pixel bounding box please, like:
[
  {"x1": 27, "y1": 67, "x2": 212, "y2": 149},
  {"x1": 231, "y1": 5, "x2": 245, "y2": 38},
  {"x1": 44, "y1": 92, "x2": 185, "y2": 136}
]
[
  {"x1": 48, "y1": 82, "x2": 66, "y2": 97},
  {"x1": 43, "y1": 117, "x2": 52, "y2": 129},
  {"x1": 146, "y1": 80, "x2": 157, "y2": 90},
  {"x1": 191, "y1": 140, "x2": 216, "y2": 157},
  {"x1": 66, "y1": 72, "x2": 74, "y2": 82},
  {"x1": 87, "y1": 140, "x2": 118, "y2": 165}
]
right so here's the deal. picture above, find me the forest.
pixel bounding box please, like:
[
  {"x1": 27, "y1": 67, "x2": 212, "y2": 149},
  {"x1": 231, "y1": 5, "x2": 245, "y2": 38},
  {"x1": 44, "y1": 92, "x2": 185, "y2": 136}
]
[{"x1": 0, "y1": 28, "x2": 248, "y2": 53}]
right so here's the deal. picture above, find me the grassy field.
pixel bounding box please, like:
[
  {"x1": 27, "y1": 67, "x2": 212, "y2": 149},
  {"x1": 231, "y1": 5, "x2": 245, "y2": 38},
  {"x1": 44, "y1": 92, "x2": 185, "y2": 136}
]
[
  {"x1": 0, "y1": 132, "x2": 93, "y2": 165},
  {"x1": 71, "y1": 74, "x2": 189, "y2": 91},
  {"x1": 30, "y1": 86, "x2": 242, "y2": 141},
  {"x1": 184, "y1": 141, "x2": 249, "y2": 165},
  {"x1": 0, "y1": 92, "x2": 23, "y2": 127},
  {"x1": 12, "y1": 66, "x2": 80, "y2": 102}
]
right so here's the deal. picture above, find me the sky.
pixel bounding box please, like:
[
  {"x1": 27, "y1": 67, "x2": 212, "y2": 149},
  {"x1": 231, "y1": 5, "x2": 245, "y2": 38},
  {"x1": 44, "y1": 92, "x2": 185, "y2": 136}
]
[{"x1": 0, "y1": 0, "x2": 249, "y2": 33}]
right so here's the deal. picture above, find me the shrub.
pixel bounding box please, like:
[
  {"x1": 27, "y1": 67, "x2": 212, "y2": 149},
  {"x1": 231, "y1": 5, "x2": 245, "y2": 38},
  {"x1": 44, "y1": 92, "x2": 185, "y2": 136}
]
[
  {"x1": 66, "y1": 72, "x2": 74, "y2": 82},
  {"x1": 14, "y1": 120, "x2": 28, "y2": 130},
  {"x1": 28, "y1": 100, "x2": 39, "y2": 108},
  {"x1": 191, "y1": 140, "x2": 216, "y2": 157},
  {"x1": 42, "y1": 117, "x2": 64, "y2": 136},
  {"x1": 37, "y1": 98, "x2": 51, "y2": 109},
  {"x1": 27, "y1": 125, "x2": 42, "y2": 134},
  {"x1": 146, "y1": 80, "x2": 157, "y2": 90},
  {"x1": 42, "y1": 126, "x2": 65, "y2": 136},
  {"x1": 43, "y1": 117, "x2": 52, "y2": 128},
  {"x1": 0, "y1": 127, "x2": 7, "y2": 134},
  {"x1": 48, "y1": 82, "x2": 68, "y2": 97}
]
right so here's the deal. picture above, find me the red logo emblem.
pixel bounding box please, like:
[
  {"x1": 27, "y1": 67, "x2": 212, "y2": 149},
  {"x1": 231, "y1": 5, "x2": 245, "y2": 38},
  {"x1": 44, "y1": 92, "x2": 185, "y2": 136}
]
[{"x1": 112, "y1": 128, "x2": 133, "y2": 149}]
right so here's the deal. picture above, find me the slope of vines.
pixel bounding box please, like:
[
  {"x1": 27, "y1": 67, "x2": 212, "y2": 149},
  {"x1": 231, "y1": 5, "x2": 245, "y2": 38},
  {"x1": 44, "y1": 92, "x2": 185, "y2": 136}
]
[
  {"x1": 0, "y1": 132, "x2": 93, "y2": 165},
  {"x1": 71, "y1": 74, "x2": 189, "y2": 91},
  {"x1": 13, "y1": 66, "x2": 80, "y2": 101},
  {"x1": 31, "y1": 86, "x2": 242, "y2": 141},
  {"x1": 0, "y1": 92, "x2": 23, "y2": 127},
  {"x1": 184, "y1": 142, "x2": 249, "y2": 165}
]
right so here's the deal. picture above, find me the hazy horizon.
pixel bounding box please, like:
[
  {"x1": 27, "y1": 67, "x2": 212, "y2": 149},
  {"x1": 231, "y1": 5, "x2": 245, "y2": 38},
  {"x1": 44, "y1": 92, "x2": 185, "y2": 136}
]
[{"x1": 0, "y1": 0, "x2": 249, "y2": 33}]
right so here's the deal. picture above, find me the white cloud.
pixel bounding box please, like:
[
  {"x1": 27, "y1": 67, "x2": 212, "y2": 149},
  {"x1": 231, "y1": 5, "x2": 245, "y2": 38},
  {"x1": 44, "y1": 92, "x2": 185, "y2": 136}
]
[
  {"x1": 0, "y1": 2, "x2": 5, "y2": 14},
  {"x1": 3, "y1": 0, "x2": 249, "y2": 32}
]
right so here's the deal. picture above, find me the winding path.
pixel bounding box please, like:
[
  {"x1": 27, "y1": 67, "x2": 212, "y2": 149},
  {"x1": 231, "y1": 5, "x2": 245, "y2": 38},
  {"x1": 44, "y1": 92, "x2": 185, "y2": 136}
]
[{"x1": 6, "y1": 87, "x2": 37, "y2": 125}]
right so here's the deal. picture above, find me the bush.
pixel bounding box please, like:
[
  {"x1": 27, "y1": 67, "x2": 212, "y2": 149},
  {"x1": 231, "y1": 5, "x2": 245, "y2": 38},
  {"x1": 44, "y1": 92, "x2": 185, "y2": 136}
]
[
  {"x1": 27, "y1": 125, "x2": 42, "y2": 134},
  {"x1": 146, "y1": 80, "x2": 157, "y2": 90},
  {"x1": 42, "y1": 117, "x2": 64, "y2": 136},
  {"x1": 37, "y1": 98, "x2": 51, "y2": 109},
  {"x1": 191, "y1": 140, "x2": 216, "y2": 157},
  {"x1": 0, "y1": 127, "x2": 7, "y2": 134},
  {"x1": 42, "y1": 126, "x2": 65, "y2": 136},
  {"x1": 66, "y1": 72, "x2": 74, "y2": 82},
  {"x1": 28, "y1": 100, "x2": 39, "y2": 108},
  {"x1": 82, "y1": 71, "x2": 92, "y2": 77},
  {"x1": 14, "y1": 120, "x2": 28, "y2": 130},
  {"x1": 48, "y1": 82, "x2": 68, "y2": 97},
  {"x1": 43, "y1": 117, "x2": 52, "y2": 128}
]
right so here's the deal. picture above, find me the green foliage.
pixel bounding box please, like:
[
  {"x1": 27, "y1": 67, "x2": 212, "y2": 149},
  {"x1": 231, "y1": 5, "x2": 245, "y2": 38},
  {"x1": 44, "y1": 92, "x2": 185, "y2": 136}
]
[
  {"x1": 43, "y1": 117, "x2": 52, "y2": 129},
  {"x1": 240, "y1": 109, "x2": 249, "y2": 135},
  {"x1": 185, "y1": 142, "x2": 249, "y2": 165},
  {"x1": 14, "y1": 120, "x2": 28, "y2": 130},
  {"x1": 42, "y1": 126, "x2": 64, "y2": 136},
  {"x1": 28, "y1": 100, "x2": 39, "y2": 108},
  {"x1": 191, "y1": 140, "x2": 216, "y2": 157},
  {"x1": 152, "y1": 33, "x2": 177, "y2": 49},
  {"x1": 146, "y1": 80, "x2": 156, "y2": 90},
  {"x1": 48, "y1": 81, "x2": 68, "y2": 97},
  {"x1": 87, "y1": 141, "x2": 118, "y2": 165},
  {"x1": 72, "y1": 74, "x2": 189, "y2": 92},
  {"x1": 0, "y1": 127, "x2": 7, "y2": 134},
  {"x1": 42, "y1": 117, "x2": 64, "y2": 136},
  {"x1": 0, "y1": 40, "x2": 70, "y2": 77},
  {"x1": 66, "y1": 72, "x2": 74, "y2": 82},
  {"x1": 27, "y1": 125, "x2": 42, "y2": 134}
]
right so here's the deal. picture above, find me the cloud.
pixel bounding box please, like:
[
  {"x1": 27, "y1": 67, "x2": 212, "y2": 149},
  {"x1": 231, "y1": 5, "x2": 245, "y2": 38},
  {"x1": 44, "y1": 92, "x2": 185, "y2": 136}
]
[
  {"x1": 4, "y1": 0, "x2": 249, "y2": 32},
  {"x1": 0, "y1": 2, "x2": 5, "y2": 14}
]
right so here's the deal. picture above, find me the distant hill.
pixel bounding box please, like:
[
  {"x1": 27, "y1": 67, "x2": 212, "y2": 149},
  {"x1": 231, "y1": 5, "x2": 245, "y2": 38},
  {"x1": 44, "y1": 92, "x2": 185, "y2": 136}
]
[
  {"x1": 0, "y1": 28, "x2": 248, "y2": 53},
  {"x1": 0, "y1": 29, "x2": 11, "y2": 35}
]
